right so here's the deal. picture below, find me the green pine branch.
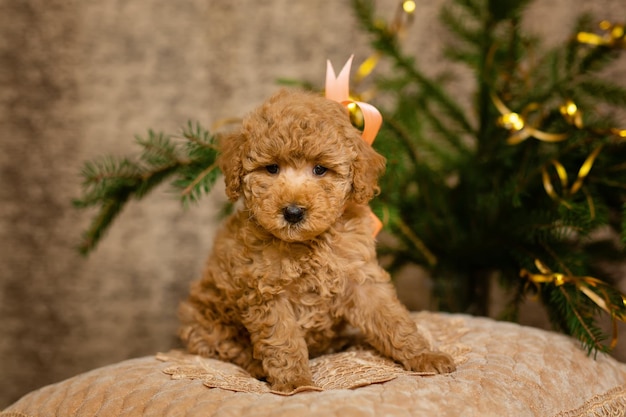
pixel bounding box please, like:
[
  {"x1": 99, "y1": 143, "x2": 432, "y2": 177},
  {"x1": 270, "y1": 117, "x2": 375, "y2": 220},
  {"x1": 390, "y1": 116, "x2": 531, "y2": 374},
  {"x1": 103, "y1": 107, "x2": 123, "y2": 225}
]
[
  {"x1": 74, "y1": 122, "x2": 221, "y2": 254},
  {"x1": 352, "y1": 0, "x2": 476, "y2": 137},
  {"x1": 547, "y1": 284, "x2": 609, "y2": 356},
  {"x1": 354, "y1": 0, "x2": 626, "y2": 354}
]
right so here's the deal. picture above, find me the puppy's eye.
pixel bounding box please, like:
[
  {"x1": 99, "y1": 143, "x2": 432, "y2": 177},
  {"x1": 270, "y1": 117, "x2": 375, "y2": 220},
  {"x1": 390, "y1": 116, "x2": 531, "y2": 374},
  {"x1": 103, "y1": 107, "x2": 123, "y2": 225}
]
[
  {"x1": 265, "y1": 164, "x2": 280, "y2": 174},
  {"x1": 312, "y1": 165, "x2": 328, "y2": 176}
]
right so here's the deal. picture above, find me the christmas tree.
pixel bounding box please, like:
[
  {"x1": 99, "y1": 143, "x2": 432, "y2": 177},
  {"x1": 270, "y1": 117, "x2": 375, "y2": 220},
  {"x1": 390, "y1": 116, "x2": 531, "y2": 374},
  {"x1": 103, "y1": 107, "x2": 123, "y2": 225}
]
[{"x1": 74, "y1": 0, "x2": 626, "y2": 355}]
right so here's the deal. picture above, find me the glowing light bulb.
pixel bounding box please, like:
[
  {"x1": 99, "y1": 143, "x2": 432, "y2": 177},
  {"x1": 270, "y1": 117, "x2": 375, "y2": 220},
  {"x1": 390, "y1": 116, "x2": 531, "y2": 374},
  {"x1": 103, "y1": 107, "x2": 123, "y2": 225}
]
[
  {"x1": 402, "y1": 0, "x2": 416, "y2": 14},
  {"x1": 500, "y1": 112, "x2": 524, "y2": 131}
]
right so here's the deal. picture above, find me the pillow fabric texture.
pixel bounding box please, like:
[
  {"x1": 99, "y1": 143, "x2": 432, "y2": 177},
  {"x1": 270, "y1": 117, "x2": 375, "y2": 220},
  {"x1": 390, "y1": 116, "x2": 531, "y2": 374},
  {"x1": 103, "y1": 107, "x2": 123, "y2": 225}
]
[{"x1": 2, "y1": 312, "x2": 625, "y2": 417}]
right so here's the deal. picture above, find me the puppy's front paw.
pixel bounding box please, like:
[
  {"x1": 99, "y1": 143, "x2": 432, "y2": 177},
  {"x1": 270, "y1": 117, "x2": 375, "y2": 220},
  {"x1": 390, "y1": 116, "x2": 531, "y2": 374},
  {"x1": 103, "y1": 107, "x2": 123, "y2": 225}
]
[
  {"x1": 406, "y1": 350, "x2": 456, "y2": 374},
  {"x1": 269, "y1": 375, "x2": 316, "y2": 393}
]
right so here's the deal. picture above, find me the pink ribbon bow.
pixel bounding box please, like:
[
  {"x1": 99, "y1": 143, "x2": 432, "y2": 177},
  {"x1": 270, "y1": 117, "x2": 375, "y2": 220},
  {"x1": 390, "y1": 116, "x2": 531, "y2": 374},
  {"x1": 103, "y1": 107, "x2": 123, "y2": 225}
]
[{"x1": 325, "y1": 55, "x2": 383, "y2": 236}]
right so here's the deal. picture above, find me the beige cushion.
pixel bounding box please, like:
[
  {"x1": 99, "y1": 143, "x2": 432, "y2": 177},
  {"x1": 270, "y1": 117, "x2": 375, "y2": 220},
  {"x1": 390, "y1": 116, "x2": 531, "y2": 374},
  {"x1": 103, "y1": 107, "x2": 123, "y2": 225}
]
[{"x1": 2, "y1": 312, "x2": 626, "y2": 417}]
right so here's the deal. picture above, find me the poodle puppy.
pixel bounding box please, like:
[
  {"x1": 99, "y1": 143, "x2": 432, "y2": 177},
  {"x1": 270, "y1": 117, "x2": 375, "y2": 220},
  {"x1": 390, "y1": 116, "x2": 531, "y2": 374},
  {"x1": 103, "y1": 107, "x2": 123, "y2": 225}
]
[{"x1": 178, "y1": 89, "x2": 455, "y2": 392}]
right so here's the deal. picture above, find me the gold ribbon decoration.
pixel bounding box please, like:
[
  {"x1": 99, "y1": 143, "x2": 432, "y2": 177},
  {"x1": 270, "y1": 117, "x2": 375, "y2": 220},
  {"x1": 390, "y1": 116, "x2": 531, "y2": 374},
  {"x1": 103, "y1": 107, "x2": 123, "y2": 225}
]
[
  {"x1": 492, "y1": 95, "x2": 618, "y2": 206},
  {"x1": 549, "y1": 98, "x2": 626, "y2": 210},
  {"x1": 612, "y1": 128, "x2": 626, "y2": 138},
  {"x1": 560, "y1": 98, "x2": 626, "y2": 139},
  {"x1": 576, "y1": 20, "x2": 626, "y2": 49},
  {"x1": 521, "y1": 259, "x2": 626, "y2": 349},
  {"x1": 492, "y1": 93, "x2": 569, "y2": 145},
  {"x1": 540, "y1": 144, "x2": 604, "y2": 210}
]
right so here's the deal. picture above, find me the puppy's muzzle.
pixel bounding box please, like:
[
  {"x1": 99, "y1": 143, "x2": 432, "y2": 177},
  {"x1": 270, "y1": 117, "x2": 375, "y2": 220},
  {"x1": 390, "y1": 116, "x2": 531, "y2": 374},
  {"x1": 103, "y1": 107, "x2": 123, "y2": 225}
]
[{"x1": 282, "y1": 204, "x2": 306, "y2": 224}]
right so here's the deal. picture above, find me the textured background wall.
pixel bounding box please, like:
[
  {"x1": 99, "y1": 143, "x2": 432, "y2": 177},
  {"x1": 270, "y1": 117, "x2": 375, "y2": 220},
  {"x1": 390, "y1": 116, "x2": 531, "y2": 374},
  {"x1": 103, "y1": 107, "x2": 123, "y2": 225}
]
[{"x1": 1, "y1": 0, "x2": 624, "y2": 408}]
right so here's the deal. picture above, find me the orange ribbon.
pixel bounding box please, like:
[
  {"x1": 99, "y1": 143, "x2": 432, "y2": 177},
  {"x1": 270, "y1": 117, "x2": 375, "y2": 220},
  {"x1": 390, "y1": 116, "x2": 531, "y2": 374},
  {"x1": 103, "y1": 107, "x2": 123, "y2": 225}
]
[
  {"x1": 326, "y1": 55, "x2": 383, "y2": 236},
  {"x1": 326, "y1": 55, "x2": 383, "y2": 144}
]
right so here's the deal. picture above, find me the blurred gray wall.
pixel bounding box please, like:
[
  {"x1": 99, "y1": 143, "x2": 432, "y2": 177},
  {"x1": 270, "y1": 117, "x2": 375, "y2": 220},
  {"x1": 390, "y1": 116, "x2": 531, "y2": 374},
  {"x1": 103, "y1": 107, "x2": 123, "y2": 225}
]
[{"x1": 1, "y1": 0, "x2": 624, "y2": 408}]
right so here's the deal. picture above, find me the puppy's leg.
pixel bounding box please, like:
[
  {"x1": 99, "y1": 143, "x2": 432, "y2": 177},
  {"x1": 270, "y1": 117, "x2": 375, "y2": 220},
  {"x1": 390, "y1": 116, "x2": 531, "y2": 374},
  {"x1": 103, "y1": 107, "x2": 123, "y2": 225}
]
[
  {"x1": 241, "y1": 296, "x2": 314, "y2": 392},
  {"x1": 343, "y1": 280, "x2": 456, "y2": 374},
  {"x1": 178, "y1": 300, "x2": 265, "y2": 378}
]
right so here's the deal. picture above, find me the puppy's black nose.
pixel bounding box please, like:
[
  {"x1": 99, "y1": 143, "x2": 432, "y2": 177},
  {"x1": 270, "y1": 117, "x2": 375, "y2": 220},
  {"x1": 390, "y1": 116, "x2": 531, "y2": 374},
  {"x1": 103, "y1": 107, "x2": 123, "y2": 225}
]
[{"x1": 283, "y1": 204, "x2": 305, "y2": 224}]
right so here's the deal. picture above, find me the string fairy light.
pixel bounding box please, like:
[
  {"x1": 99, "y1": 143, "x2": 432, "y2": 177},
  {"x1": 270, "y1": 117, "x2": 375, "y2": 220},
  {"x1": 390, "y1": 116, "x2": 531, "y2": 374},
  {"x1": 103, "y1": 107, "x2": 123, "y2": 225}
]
[
  {"x1": 576, "y1": 20, "x2": 626, "y2": 49},
  {"x1": 402, "y1": 0, "x2": 416, "y2": 14}
]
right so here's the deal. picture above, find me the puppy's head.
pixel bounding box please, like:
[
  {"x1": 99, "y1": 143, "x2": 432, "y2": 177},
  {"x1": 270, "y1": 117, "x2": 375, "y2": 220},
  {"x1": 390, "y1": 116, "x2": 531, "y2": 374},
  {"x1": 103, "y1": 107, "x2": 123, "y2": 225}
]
[{"x1": 219, "y1": 89, "x2": 386, "y2": 241}]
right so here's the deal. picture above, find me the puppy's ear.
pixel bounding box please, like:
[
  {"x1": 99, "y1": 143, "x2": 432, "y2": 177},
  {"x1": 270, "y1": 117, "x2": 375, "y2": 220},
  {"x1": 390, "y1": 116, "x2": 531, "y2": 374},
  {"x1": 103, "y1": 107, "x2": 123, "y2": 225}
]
[
  {"x1": 217, "y1": 131, "x2": 245, "y2": 201},
  {"x1": 351, "y1": 135, "x2": 386, "y2": 204}
]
